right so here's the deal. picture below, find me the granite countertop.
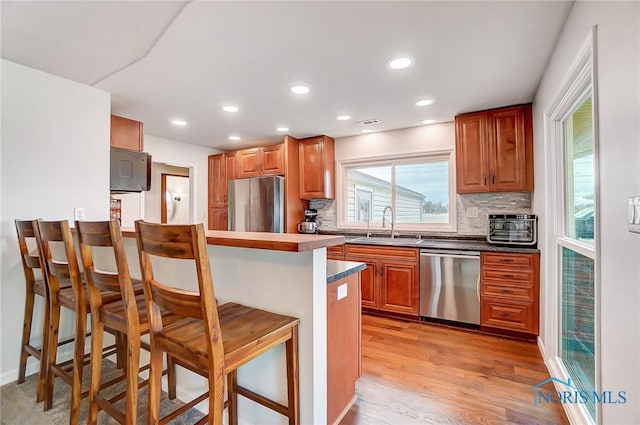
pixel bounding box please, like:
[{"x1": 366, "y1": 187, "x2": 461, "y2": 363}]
[
  {"x1": 339, "y1": 235, "x2": 540, "y2": 254},
  {"x1": 326, "y1": 260, "x2": 366, "y2": 284}
]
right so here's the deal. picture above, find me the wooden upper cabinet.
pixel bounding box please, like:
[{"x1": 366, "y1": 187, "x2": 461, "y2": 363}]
[
  {"x1": 299, "y1": 135, "x2": 335, "y2": 199},
  {"x1": 236, "y1": 148, "x2": 261, "y2": 178},
  {"x1": 208, "y1": 154, "x2": 227, "y2": 207},
  {"x1": 225, "y1": 151, "x2": 237, "y2": 181},
  {"x1": 110, "y1": 115, "x2": 143, "y2": 151},
  {"x1": 236, "y1": 144, "x2": 284, "y2": 178},
  {"x1": 262, "y1": 144, "x2": 285, "y2": 175},
  {"x1": 455, "y1": 112, "x2": 488, "y2": 192},
  {"x1": 455, "y1": 104, "x2": 533, "y2": 193}
]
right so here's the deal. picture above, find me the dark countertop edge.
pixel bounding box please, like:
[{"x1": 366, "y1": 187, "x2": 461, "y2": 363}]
[
  {"x1": 326, "y1": 260, "x2": 366, "y2": 284},
  {"x1": 322, "y1": 231, "x2": 540, "y2": 254}
]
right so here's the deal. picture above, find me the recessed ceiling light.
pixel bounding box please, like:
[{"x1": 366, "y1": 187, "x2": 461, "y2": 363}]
[
  {"x1": 171, "y1": 119, "x2": 187, "y2": 126},
  {"x1": 229, "y1": 135, "x2": 241, "y2": 141},
  {"x1": 361, "y1": 129, "x2": 373, "y2": 133},
  {"x1": 416, "y1": 99, "x2": 435, "y2": 106},
  {"x1": 337, "y1": 115, "x2": 352, "y2": 121},
  {"x1": 290, "y1": 85, "x2": 310, "y2": 95},
  {"x1": 388, "y1": 57, "x2": 412, "y2": 70},
  {"x1": 222, "y1": 105, "x2": 239, "y2": 113},
  {"x1": 276, "y1": 127, "x2": 289, "y2": 132},
  {"x1": 422, "y1": 119, "x2": 436, "y2": 125}
]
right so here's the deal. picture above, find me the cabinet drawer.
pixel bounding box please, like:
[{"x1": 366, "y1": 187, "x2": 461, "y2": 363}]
[
  {"x1": 345, "y1": 244, "x2": 418, "y2": 261},
  {"x1": 482, "y1": 252, "x2": 534, "y2": 268},
  {"x1": 481, "y1": 298, "x2": 535, "y2": 333},
  {"x1": 327, "y1": 245, "x2": 345, "y2": 260},
  {"x1": 482, "y1": 268, "x2": 533, "y2": 285},
  {"x1": 481, "y1": 283, "x2": 534, "y2": 301}
]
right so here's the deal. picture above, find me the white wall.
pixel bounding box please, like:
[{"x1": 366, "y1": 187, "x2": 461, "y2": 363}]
[
  {"x1": 335, "y1": 122, "x2": 454, "y2": 160},
  {"x1": 144, "y1": 163, "x2": 189, "y2": 224},
  {"x1": 0, "y1": 60, "x2": 111, "y2": 383},
  {"x1": 532, "y1": 2, "x2": 640, "y2": 424},
  {"x1": 116, "y1": 134, "x2": 217, "y2": 226}
]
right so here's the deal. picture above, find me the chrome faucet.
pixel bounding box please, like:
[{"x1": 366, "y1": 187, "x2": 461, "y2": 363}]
[{"x1": 382, "y1": 206, "x2": 396, "y2": 239}]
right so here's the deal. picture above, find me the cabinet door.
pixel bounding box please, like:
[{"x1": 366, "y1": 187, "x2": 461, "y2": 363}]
[
  {"x1": 110, "y1": 115, "x2": 143, "y2": 151},
  {"x1": 261, "y1": 144, "x2": 285, "y2": 175},
  {"x1": 225, "y1": 152, "x2": 237, "y2": 183},
  {"x1": 379, "y1": 260, "x2": 419, "y2": 316},
  {"x1": 299, "y1": 136, "x2": 335, "y2": 199},
  {"x1": 455, "y1": 112, "x2": 489, "y2": 193},
  {"x1": 208, "y1": 207, "x2": 228, "y2": 230},
  {"x1": 208, "y1": 154, "x2": 227, "y2": 207},
  {"x1": 488, "y1": 106, "x2": 530, "y2": 191},
  {"x1": 236, "y1": 148, "x2": 261, "y2": 178},
  {"x1": 346, "y1": 257, "x2": 378, "y2": 309}
]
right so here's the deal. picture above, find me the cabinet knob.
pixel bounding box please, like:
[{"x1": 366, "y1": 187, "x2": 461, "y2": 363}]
[
  {"x1": 492, "y1": 175, "x2": 496, "y2": 184},
  {"x1": 484, "y1": 176, "x2": 487, "y2": 185},
  {"x1": 500, "y1": 289, "x2": 514, "y2": 294},
  {"x1": 501, "y1": 259, "x2": 514, "y2": 263},
  {"x1": 502, "y1": 274, "x2": 515, "y2": 279},
  {"x1": 500, "y1": 312, "x2": 514, "y2": 318}
]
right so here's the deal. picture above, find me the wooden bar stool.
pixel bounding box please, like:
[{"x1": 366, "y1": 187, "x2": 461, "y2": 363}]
[
  {"x1": 14, "y1": 219, "x2": 73, "y2": 402},
  {"x1": 76, "y1": 219, "x2": 176, "y2": 425},
  {"x1": 135, "y1": 220, "x2": 300, "y2": 425},
  {"x1": 34, "y1": 219, "x2": 128, "y2": 424}
]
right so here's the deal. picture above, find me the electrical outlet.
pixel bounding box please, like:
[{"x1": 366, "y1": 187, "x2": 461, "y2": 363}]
[
  {"x1": 74, "y1": 207, "x2": 86, "y2": 221},
  {"x1": 337, "y1": 283, "x2": 348, "y2": 300},
  {"x1": 467, "y1": 207, "x2": 479, "y2": 218}
]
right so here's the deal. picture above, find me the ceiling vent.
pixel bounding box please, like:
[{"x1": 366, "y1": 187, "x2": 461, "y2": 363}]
[{"x1": 355, "y1": 119, "x2": 381, "y2": 127}]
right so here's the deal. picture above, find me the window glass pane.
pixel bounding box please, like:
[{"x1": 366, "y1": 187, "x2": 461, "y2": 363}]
[
  {"x1": 564, "y1": 96, "x2": 594, "y2": 243},
  {"x1": 561, "y1": 247, "x2": 596, "y2": 419},
  {"x1": 345, "y1": 166, "x2": 391, "y2": 223},
  {"x1": 395, "y1": 161, "x2": 449, "y2": 224}
]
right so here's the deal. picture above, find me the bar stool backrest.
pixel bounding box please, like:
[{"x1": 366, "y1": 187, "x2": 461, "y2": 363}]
[
  {"x1": 76, "y1": 219, "x2": 139, "y2": 331},
  {"x1": 35, "y1": 220, "x2": 86, "y2": 314},
  {"x1": 134, "y1": 220, "x2": 224, "y2": 369},
  {"x1": 15, "y1": 219, "x2": 43, "y2": 288}
]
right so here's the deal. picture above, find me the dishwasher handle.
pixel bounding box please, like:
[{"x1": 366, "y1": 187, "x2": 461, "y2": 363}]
[{"x1": 420, "y1": 250, "x2": 480, "y2": 259}]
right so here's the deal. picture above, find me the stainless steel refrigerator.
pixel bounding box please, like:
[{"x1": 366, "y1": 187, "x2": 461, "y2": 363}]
[{"x1": 228, "y1": 176, "x2": 285, "y2": 232}]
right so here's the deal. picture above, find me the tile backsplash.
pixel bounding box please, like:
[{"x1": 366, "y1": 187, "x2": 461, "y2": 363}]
[{"x1": 310, "y1": 192, "x2": 531, "y2": 236}]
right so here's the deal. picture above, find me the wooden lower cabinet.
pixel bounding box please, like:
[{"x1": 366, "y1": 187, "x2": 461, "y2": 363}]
[
  {"x1": 327, "y1": 244, "x2": 345, "y2": 260},
  {"x1": 208, "y1": 207, "x2": 228, "y2": 231},
  {"x1": 380, "y1": 259, "x2": 419, "y2": 315},
  {"x1": 345, "y1": 244, "x2": 419, "y2": 316},
  {"x1": 327, "y1": 271, "x2": 361, "y2": 425},
  {"x1": 480, "y1": 251, "x2": 539, "y2": 336}
]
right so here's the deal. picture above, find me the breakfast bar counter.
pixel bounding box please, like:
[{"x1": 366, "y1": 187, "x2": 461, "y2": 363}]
[{"x1": 120, "y1": 228, "x2": 347, "y2": 424}]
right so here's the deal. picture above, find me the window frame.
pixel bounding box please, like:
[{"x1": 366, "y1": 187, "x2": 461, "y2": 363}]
[
  {"x1": 543, "y1": 27, "x2": 600, "y2": 425},
  {"x1": 336, "y1": 150, "x2": 457, "y2": 232}
]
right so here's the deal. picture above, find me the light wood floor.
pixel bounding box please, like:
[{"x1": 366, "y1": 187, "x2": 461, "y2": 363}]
[{"x1": 341, "y1": 314, "x2": 569, "y2": 425}]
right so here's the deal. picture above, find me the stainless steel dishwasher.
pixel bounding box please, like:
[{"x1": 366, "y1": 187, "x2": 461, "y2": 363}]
[{"x1": 419, "y1": 249, "x2": 481, "y2": 325}]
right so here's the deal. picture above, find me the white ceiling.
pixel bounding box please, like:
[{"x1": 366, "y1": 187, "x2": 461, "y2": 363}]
[{"x1": 1, "y1": 1, "x2": 573, "y2": 150}]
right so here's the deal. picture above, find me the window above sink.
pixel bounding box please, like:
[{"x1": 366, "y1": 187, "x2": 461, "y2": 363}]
[{"x1": 336, "y1": 152, "x2": 457, "y2": 233}]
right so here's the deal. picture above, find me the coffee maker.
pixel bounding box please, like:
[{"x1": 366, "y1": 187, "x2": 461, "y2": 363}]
[{"x1": 298, "y1": 209, "x2": 318, "y2": 234}]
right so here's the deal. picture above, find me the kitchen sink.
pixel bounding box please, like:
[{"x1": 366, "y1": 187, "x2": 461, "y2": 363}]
[{"x1": 347, "y1": 236, "x2": 422, "y2": 245}]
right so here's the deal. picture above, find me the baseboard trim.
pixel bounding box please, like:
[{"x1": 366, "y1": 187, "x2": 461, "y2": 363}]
[{"x1": 0, "y1": 345, "x2": 75, "y2": 386}]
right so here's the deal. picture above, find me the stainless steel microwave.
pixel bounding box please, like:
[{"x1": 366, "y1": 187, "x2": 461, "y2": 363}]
[
  {"x1": 487, "y1": 214, "x2": 537, "y2": 246},
  {"x1": 110, "y1": 147, "x2": 151, "y2": 193}
]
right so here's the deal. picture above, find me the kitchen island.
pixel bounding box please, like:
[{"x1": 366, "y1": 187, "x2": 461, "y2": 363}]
[{"x1": 121, "y1": 229, "x2": 348, "y2": 424}]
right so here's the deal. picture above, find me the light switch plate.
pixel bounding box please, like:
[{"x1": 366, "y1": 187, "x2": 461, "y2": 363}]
[
  {"x1": 74, "y1": 207, "x2": 86, "y2": 221},
  {"x1": 630, "y1": 197, "x2": 640, "y2": 234},
  {"x1": 467, "y1": 207, "x2": 479, "y2": 218}
]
